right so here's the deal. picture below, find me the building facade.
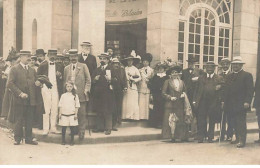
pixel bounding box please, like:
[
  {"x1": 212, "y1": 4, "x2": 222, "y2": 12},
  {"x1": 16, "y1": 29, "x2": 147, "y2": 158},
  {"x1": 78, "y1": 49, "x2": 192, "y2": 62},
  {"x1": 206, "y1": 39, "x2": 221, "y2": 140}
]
[{"x1": 1, "y1": 0, "x2": 260, "y2": 78}]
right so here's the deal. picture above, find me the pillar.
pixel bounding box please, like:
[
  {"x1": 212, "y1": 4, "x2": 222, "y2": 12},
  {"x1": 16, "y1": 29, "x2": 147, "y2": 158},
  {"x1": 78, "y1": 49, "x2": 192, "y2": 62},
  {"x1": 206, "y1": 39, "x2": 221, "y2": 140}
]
[
  {"x1": 146, "y1": 0, "x2": 179, "y2": 65},
  {"x1": 3, "y1": 0, "x2": 16, "y2": 59},
  {"x1": 233, "y1": 0, "x2": 260, "y2": 79},
  {"x1": 78, "y1": 0, "x2": 105, "y2": 56}
]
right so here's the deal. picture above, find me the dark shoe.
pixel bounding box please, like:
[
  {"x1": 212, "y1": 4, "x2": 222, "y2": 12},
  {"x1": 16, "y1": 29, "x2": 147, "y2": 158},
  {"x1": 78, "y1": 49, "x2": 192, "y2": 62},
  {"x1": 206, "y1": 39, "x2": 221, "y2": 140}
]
[
  {"x1": 25, "y1": 140, "x2": 38, "y2": 145},
  {"x1": 112, "y1": 128, "x2": 118, "y2": 131},
  {"x1": 208, "y1": 139, "x2": 214, "y2": 143},
  {"x1": 236, "y1": 143, "x2": 245, "y2": 148},
  {"x1": 92, "y1": 129, "x2": 103, "y2": 133},
  {"x1": 105, "y1": 130, "x2": 111, "y2": 135},
  {"x1": 14, "y1": 141, "x2": 21, "y2": 145},
  {"x1": 231, "y1": 140, "x2": 239, "y2": 144},
  {"x1": 70, "y1": 141, "x2": 75, "y2": 146},
  {"x1": 254, "y1": 139, "x2": 260, "y2": 143}
]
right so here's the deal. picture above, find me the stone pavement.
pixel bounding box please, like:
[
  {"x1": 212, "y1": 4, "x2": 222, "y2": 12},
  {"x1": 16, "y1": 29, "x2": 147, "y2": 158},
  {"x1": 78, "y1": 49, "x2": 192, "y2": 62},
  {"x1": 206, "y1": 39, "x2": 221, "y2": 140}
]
[{"x1": 0, "y1": 111, "x2": 258, "y2": 144}]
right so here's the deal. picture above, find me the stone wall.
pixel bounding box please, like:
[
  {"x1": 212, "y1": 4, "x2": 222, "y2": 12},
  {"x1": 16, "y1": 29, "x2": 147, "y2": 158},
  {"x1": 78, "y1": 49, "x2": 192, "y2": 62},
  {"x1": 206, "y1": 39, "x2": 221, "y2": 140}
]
[
  {"x1": 233, "y1": 0, "x2": 260, "y2": 79},
  {"x1": 23, "y1": 0, "x2": 52, "y2": 53}
]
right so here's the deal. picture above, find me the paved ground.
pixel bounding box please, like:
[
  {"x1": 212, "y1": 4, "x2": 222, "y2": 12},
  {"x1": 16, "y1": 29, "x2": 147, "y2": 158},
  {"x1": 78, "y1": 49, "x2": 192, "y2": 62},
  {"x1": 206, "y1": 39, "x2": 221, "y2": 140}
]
[{"x1": 0, "y1": 127, "x2": 260, "y2": 165}]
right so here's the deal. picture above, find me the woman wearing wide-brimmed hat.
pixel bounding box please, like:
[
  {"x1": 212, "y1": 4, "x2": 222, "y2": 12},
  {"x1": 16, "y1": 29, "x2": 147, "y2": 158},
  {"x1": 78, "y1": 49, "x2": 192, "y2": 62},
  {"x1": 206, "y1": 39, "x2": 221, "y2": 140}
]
[
  {"x1": 121, "y1": 50, "x2": 141, "y2": 120},
  {"x1": 161, "y1": 66, "x2": 192, "y2": 142},
  {"x1": 138, "y1": 53, "x2": 154, "y2": 120}
]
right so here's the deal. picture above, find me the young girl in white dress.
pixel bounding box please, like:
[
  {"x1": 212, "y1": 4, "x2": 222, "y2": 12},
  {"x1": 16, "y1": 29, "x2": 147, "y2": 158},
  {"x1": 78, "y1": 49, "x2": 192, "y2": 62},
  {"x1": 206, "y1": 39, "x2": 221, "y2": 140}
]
[{"x1": 58, "y1": 81, "x2": 80, "y2": 145}]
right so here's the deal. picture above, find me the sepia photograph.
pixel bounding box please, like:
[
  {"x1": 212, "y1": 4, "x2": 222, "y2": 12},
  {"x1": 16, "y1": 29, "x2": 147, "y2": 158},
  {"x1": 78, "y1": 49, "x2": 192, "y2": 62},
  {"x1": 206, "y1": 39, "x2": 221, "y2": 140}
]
[{"x1": 0, "y1": 0, "x2": 260, "y2": 165}]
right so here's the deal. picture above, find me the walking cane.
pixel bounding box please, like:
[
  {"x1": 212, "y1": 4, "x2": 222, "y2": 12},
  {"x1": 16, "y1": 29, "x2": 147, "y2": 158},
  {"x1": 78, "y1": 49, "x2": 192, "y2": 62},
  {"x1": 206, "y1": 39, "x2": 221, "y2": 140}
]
[{"x1": 219, "y1": 108, "x2": 225, "y2": 144}]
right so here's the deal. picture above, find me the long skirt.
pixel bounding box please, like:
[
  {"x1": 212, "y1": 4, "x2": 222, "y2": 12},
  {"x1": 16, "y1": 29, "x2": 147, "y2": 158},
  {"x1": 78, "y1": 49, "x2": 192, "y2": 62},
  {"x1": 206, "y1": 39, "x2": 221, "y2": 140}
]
[{"x1": 122, "y1": 88, "x2": 140, "y2": 120}]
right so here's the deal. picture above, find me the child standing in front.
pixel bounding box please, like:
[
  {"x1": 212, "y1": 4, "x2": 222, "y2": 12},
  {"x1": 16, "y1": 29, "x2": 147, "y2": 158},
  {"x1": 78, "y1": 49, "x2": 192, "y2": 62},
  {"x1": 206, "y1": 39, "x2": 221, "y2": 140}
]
[{"x1": 58, "y1": 81, "x2": 80, "y2": 145}]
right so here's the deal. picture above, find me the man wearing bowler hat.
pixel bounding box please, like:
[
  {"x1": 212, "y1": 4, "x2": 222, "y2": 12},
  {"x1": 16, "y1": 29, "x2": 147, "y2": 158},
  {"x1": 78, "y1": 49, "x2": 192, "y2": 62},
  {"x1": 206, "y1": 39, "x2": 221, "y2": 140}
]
[
  {"x1": 35, "y1": 49, "x2": 46, "y2": 64},
  {"x1": 38, "y1": 49, "x2": 64, "y2": 135},
  {"x1": 224, "y1": 56, "x2": 254, "y2": 148},
  {"x1": 64, "y1": 49, "x2": 91, "y2": 140},
  {"x1": 7, "y1": 50, "x2": 42, "y2": 145},
  {"x1": 193, "y1": 61, "x2": 224, "y2": 143},
  {"x1": 78, "y1": 41, "x2": 97, "y2": 78}
]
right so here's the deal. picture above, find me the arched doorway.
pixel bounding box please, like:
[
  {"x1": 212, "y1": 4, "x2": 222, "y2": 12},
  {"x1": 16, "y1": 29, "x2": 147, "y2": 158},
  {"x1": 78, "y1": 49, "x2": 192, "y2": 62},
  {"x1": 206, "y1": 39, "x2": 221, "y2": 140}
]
[
  {"x1": 32, "y1": 19, "x2": 37, "y2": 53},
  {"x1": 178, "y1": 0, "x2": 233, "y2": 69}
]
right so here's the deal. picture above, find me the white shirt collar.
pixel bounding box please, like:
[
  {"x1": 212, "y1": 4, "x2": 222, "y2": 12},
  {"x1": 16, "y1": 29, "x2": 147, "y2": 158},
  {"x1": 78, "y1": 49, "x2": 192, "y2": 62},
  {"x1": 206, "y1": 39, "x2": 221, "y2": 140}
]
[
  {"x1": 207, "y1": 73, "x2": 214, "y2": 78},
  {"x1": 20, "y1": 62, "x2": 28, "y2": 69},
  {"x1": 222, "y1": 69, "x2": 230, "y2": 74},
  {"x1": 157, "y1": 72, "x2": 166, "y2": 78},
  {"x1": 234, "y1": 69, "x2": 243, "y2": 74}
]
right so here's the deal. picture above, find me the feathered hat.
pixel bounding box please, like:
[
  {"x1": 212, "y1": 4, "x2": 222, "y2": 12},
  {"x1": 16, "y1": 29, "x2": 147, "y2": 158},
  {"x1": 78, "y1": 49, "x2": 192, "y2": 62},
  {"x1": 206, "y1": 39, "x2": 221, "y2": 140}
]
[
  {"x1": 121, "y1": 50, "x2": 141, "y2": 66},
  {"x1": 6, "y1": 47, "x2": 19, "y2": 61}
]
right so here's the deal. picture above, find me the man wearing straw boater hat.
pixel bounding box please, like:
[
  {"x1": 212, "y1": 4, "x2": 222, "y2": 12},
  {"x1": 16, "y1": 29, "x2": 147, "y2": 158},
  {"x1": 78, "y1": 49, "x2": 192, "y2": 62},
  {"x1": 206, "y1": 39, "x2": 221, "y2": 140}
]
[
  {"x1": 224, "y1": 56, "x2": 254, "y2": 148},
  {"x1": 64, "y1": 49, "x2": 91, "y2": 140},
  {"x1": 193, "y1": 61, "x2": 224, "y2": 143},
  {"x1": 92, "y1": 53, "x2": 117, "y2": 135},
  {"x1": 7, "y1": 50, "x2": 42, "y2": 145},
  {"x1": 78, "y1": 41, "x2": 97, "y2": 78},
  {"x1": 217, "y1": 58, "x2": 233, "y2": 142}
]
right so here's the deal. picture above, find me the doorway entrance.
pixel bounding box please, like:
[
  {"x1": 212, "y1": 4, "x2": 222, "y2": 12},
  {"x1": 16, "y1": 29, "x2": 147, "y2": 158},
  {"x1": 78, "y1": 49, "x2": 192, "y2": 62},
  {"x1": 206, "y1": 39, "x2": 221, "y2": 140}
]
[{"x1": 105, "y1": 20, "x2": 147, "y2": 57}]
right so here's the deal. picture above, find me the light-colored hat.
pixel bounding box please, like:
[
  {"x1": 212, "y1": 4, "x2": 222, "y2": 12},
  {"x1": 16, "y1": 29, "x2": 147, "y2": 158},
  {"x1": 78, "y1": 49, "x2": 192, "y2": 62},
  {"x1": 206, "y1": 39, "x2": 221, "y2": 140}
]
[
  {"x1": 98, "y1": 53, "x2": 111, "y2": 58},
  {"x1": 111, "y1": 57, "x2": 120, "y2": 63},
  {"x1": 19, "y1": 50, "x2": 32, "y2": 56},
  {"x1": 231, "y1": 56, "x2": 245, "y2": 64},
  {"x1": 68, "y1": 49, "x2": 78, "y2": 56},
  {"x1": 80, "y1": 41, "x2": 92, "y2": 46},
  {"x1": 121, "y1": 50, "x2": 141, "y2": 66},
  {"x1": 48, "y1": 49, "x2": 57, "y2": 55},
  {"x1": 204, "y1": 61, "x2": 217, "y2": 66}
]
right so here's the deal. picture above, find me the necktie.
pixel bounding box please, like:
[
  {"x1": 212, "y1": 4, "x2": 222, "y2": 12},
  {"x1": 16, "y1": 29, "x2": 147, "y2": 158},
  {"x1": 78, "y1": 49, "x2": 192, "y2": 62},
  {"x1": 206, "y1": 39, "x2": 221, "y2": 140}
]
[
  {"x1": 102, "y1": 66, "x2": 105, "y2": 70},
  {"x1": 50, "y1": 62, "x2": 54, "y2": 65},
  {"x1": 73, "y1": 65, "x2": 75, "y2": 70},
  {"x1": 145, "y1": 69, "x2": 148, "y2": 74}
]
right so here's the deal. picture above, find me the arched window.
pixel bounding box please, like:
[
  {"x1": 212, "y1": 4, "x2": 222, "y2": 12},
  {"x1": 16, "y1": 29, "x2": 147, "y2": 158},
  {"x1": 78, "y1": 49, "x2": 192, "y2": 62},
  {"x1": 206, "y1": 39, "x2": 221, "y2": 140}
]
[
  {"x1": 32, "y1": 19, "x2": 37, "y2": 53},
  {"x1": 178, "y1": 0, "x2": 233, "y2": 69}
]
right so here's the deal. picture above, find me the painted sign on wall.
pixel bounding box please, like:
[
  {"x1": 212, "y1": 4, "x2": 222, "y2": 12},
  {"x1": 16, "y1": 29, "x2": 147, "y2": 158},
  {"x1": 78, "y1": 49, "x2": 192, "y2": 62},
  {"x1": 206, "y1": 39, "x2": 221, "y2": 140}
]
[{"x1": 105, "y1": 0, "x2": 147, "y2": 22}]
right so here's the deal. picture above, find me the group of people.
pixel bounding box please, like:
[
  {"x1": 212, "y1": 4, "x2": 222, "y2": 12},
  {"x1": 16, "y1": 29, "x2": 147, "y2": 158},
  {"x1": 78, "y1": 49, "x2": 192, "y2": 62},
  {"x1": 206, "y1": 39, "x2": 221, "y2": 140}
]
[{"x1": 0, "y1": 41, "x2": 259, "y2": 148}]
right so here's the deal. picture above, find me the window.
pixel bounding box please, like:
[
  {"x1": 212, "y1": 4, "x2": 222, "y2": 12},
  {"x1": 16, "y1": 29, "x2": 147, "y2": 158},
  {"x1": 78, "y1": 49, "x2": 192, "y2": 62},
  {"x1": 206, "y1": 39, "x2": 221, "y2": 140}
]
[{"x1": 178, "y1": 0, "x2": 233, "y2": 68}]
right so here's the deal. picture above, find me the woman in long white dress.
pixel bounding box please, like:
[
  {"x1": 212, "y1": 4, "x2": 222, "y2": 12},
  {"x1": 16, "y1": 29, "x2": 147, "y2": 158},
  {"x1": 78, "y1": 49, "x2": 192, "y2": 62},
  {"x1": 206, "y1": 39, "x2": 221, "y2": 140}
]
[
  {"x1": 121, "y1": 53, "x2": 141, "y2": 120},
  {"x1": 138, "y1": 53, "x2": 154, "y2": 120}
]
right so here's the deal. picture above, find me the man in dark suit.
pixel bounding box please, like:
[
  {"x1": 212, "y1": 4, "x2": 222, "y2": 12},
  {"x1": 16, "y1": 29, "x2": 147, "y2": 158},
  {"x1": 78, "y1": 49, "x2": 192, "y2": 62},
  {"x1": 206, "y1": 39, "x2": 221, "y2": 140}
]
[
  {"x1": 181, "y1": 57, "x2": 204, "y2": 139},
  {"x1": 78, "y1": 41, "x2": 97, "y2": 78},
  {"x1": 37, "y1": 49, "x2": 64, "y2": 135},
  {"x1": 92, "y1": 53, "x2": 117, "y2": 135},
  {"x1": 110, "y1": 58, "x2": 127, "y2": 130},
  {"x1": 225, "y1": 56, "x2": 254, "y2": 148},
  {"x1": 7, "y1": 50, "x2": 41, "y2": 145},
  {"x1": 218, "y1": 58, "x2": 232, "y2": 141},
  {"x1": 253, "y1": 72, "x2": 260, "y2": 143},
  {"x1": 193, "y1": 62, "x2": 224, "y2": 143}
]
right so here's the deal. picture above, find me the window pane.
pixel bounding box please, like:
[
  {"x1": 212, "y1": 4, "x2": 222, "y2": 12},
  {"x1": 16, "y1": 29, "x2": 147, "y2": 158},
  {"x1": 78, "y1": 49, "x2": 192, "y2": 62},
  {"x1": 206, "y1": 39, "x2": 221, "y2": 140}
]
[
  {"x1": 219, "y1": 38, "x2": 224, "y2": 46},
  {"x1": 225, "y1": 39, "x2": 229, "y2": 47},
  {"x1": 178, "y1": 43, "x2": 184, "y2": 52},
  {"x1": 204, "y1": 36, "x2": 209, "y2": 45},
  {"x1": 225, "y1": 29, "x2": 230, "y2": 38},
  {"x1": 179, "y1": 32, "x2": 184, "y2": 42},
  {"x1": 189, "y1": 44, "x2": 194, "y2": 53},
  {"x1": 203, "y1": 56, "x2": 208, "y2": 62},
  {"x1": 196, "y1": 25, "x2": 201, "y2": 33},
  {"x1": 190, "y1": 17, "x2": 195, "y2": 23},
  {"x1": 178, "y1": 53, "x2": 183, "y2": 61},
  {"x1": 210, "y1": 37, "x2": 215, "y2": 45},
  {"x1": 195, "y1": 45, "x2": 200, "y2": 54},
  {"x1": 218, "y1": 47, "x2": 223, "y2": 56},
  {"x1": 195, "y1": 34, "x2": 200, "y2": 43},
  {"x1": 205, "y1": 19, "x2": 209, "y2": 25},
  {"x1": 189, "y1": 24, "x2": 195, "y2": 32},
  {"x1": 189, "y1": 34, "x2": 194, "y2": 43},
  {"x1": 210, "y1": 27, "x2": 215, "y2": 35},
  {"x1": 204, "y1": 46, "x2": 209, "y2": 54},
  {"x1": 210, "y1": 46, "x2": 214, "y2": 55},
  {"x1": 179, "y1": 22, "x2": 185, "y2": 31},
  {"x1": 209, "y1": 56, "x2": 214, "y2": 61},
  {"x1": 224, "y1": 48, "x2": 229, "y2": 56},
  {"x1": 219, "y1": 29, "x2": 224, "y2": 37},
  {"x1": 196, "y1": 18, "x2": 201, "y2": 24}
]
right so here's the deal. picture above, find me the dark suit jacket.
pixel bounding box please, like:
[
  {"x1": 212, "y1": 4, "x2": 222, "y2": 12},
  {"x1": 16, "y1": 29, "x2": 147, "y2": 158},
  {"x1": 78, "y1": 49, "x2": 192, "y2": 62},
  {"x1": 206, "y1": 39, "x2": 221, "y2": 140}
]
[
  {"x1": 7, "y1": 64, "x2": 41, "y2": 106},
  {"x1": 225, "y1": 70, "x2": 254, "y2": 114},
  {"x1": 110, "y1": 66, "x2": 127, "y2": 94},
  {"x1": 254, "y1": 74, "x2": 260, "y2": 111},
  {"x1": 37, "y1": 61, "x2": 64, "y2": 97},
  {"x1": 78, "y1": 54, "x2": 97, "y2": 78},
  {"x1": 193, "y1": 73, "x2": 224, "y2": 108},
  {"x1": 181, "y1": 68, "x2": 205, "y2": 102}
]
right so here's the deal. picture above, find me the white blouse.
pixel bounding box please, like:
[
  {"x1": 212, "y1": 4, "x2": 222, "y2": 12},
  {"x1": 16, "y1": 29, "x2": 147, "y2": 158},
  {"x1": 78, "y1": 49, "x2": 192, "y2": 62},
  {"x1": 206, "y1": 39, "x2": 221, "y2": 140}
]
[{"x1": 58, "y1": 92, "x2": 80, "y2": 115}]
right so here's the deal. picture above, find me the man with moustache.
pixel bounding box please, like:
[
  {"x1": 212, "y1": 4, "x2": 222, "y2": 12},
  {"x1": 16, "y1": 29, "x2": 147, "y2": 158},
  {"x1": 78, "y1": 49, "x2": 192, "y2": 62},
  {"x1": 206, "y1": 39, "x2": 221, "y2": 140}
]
[
  {"x1": 38, "y1": 49, "x2": 63, "y2": 135},
  {"x1": 193, "y1": 62, "x2": 224, "y2": 143},
  {"x1": 78, "y1": 42, "x2": 97, "y2": 78},
  {"x1": 64, "y1": 49, "x2": 91, "y2": 140},
  {"x1": 224, "y1": 57, "x2": 254, "y2": 148},
  {"x1": 7, "y1": 50, "x2": 42, "y2": 145},
  {"x1": 35, "y1": 49, "x2": 46, "y2": 64}
]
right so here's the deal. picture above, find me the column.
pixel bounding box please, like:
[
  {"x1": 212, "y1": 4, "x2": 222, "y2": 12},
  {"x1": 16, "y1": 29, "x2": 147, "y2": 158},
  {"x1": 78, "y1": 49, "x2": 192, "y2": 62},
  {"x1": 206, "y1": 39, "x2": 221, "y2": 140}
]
[
  {"x1": 233, "y1": 0, "x2": 260, "y2": 79},
  {"x1": 78, "y1": 0, "x2": 105, "y2": 56},
  {"x1": 146, "y1": 0, "x2": 179, "y2": 65},
  {"x1": 3, "y1": 0, "x2": 16, "y2": 59}
]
